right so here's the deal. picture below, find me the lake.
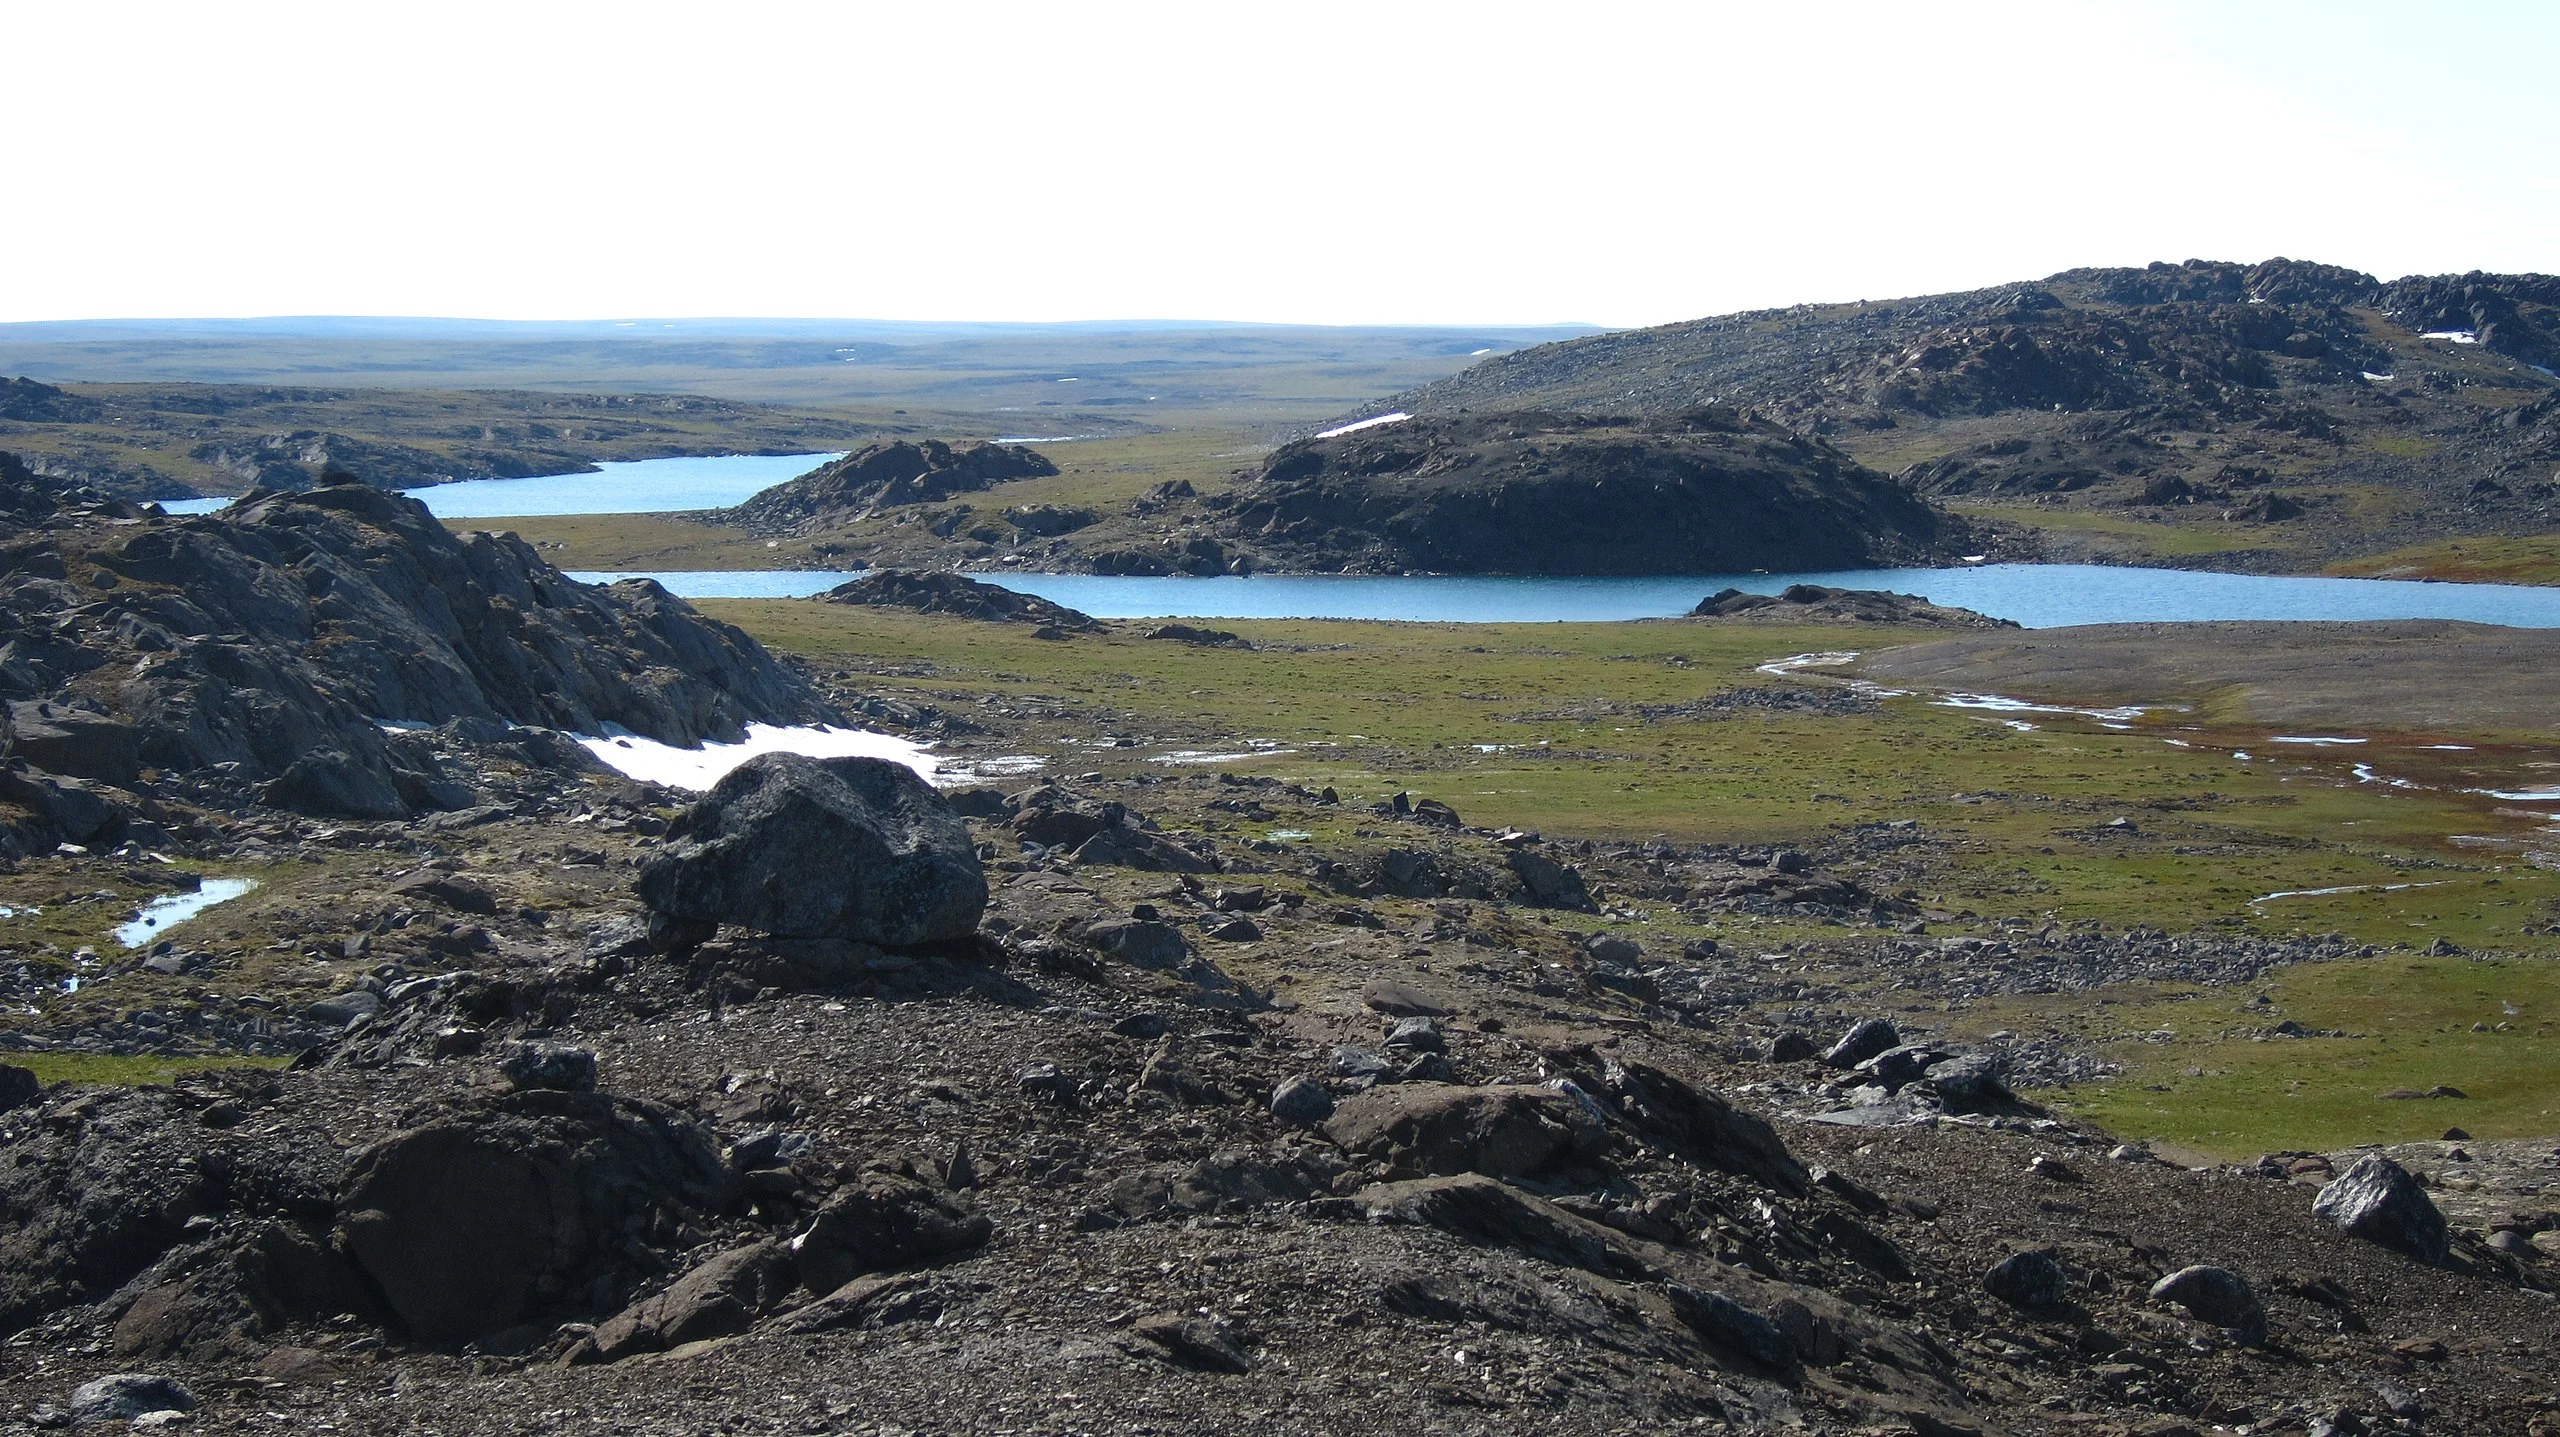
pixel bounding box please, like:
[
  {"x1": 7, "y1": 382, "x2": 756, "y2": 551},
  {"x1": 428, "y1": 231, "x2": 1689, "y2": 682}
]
[
  {"x1": 160, "y1": 451, "x2": 842, "y2": 519},
  {"x1": 564, "y1": 563, "x2": 2560, "y2": 629}
]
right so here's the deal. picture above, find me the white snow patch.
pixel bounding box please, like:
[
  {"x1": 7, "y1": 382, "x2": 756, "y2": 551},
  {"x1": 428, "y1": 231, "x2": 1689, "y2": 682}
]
[
  {"x1": 578, "y1": 724, "x2": 943, "y2": 791},
  {"x1": 2421, "y1": 330, "x2": 2479, "y2": 344},
  {"x1": 1934, "y1": 692, "x2": 2155, "y2": 722},
  {"x1": 2361, "y1": 371, "x2": 2396, "y2": 381},
  {"x1": 2270, "y1": 735, "x2": 2366, "y2": 746},
  {"x1": 1314, "y1": 412, "x2": 1412, "y2": 440},
  {"x1": 2352, "y1": 763, "x2": 2423, "y2": 790},
  {"x1": 2476, "y1": 784, "x2": 2560, "y2": 802},
  {"x1": 2250, "y1": 879, "x2": 2451, "y2": 905}
]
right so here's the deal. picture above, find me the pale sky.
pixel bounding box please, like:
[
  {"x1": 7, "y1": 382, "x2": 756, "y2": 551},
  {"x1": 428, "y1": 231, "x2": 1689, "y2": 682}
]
[{"x1": 12, "y1": 0, "x2": 2555, "y2": 328}]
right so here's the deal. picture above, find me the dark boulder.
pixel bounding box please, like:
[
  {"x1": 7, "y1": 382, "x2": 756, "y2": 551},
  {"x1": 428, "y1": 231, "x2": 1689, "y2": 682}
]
[
  {"x1": 1982, "y1": 1249, "x2": 2067, "y2": 1310},
  {"x1": 1132, "y1": 1312, "x2": 1254, "y2": 1373},
  {"x1": 335, "y1": 1091, "x2": 737, "y2": 1344},
  {"x1": 585, "y1": 1241, "x2": 797, "y2": 1363},
  {"x1": 1081, "y1": 918, "x2": 1192, "y2": 970},
  {"x1": 1321, "y1": 1084, "x2": 1607, "y2": 1179},
  {"x1": 497, "y1": 1042, "x2": 598, "y2": 1093},
  {"x1": 1666, "y1": 1285, "x2": 1792, "y2": 1369},
  {"x1": 1823, "y1": 1018, "x2": 1902, "y2": 1069},
  {"x1": 787, "y1": 1174, "x2": 992, "y2": 1296},
  {"x1": 0, "y1": 1063, "x2": 39, "y2": 1113},
  {"x1": 1072, "y1": 825, "x2": 1217, "y2": 873},
  {"x1": 1596, "y1": 1061, "x2": 1807, "y2": 1195},
  {"x1": 2149, "y1": 1265, "x2": 2265, "y2": 1345},
  {"x1": 638, "y1": 753, "x2": 986, "y2": 947},
  {"x1": 2312, "y1": 1153, "x2": 2449, "y2": 1263},
  {"x1": 1506, "y1": 848, "x2": 1593, "y2": 910},
  {"x1": 4, "y1": 700, "x2": 139, "y2": 784},
  {"x1": 68, "y1": 1374, "x2": 196, "y2": 1425}
]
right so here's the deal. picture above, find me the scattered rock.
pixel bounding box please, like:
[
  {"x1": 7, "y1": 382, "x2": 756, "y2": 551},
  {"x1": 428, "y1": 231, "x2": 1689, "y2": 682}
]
[
  {"x1": 68, "y1": 1374, "x2": 196, "y2": 1426},
  {"x1": 1321, "y1": 1084, "x2": 1605, "y2": 1179},
  {"x1": 1268, "y1": 1076, "x2": 1335, "y2": 1125},
  {"x1": 1823, "y1": 1018, "x2": 1901, "y2": 1068},
  {"x1": 788, "y1": 1174, "x2": 993, "y2": 1295},
  {"x1": 2149, "y1": 1265, "x2": 2266, "y2": 1345},
  {"x1": 496, "y1": 1041, "x2": 597, "y2": 1093},
  {"x1": 1131, "y1": 1312, "x2": 1252, "y2": 1373},
  {"x1": 587, "y1": 1241, "x2": 796, "y2": 1363},
  {"x1": 1982, "y1": 1249, "x2": 2067, "y2": 1310}
]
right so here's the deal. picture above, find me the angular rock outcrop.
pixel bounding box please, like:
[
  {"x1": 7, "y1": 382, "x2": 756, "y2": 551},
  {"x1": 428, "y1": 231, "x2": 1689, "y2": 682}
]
[
  {"x1": 0, "y1": 472, "x2": 832, "y2": 818},
  {"x1": 2312, "y1": 1152, "x2": 2449, "y2": 1263},
  {"x1": 335, "y1": 1090, "x2": 737, "y2": 1344},
  {"x1": 715, "y1": 440, "x2": 1057, "y2": 535},
  {"x1": 1220, "y1": 409, "x2": 1950, "y2": 575},
  {"x1": 1321, "y1": 1084, "x2": 1609, "y2": 1179},
  {"x1": 637, "y1": 753, "x2": 987, "y2": 947}
]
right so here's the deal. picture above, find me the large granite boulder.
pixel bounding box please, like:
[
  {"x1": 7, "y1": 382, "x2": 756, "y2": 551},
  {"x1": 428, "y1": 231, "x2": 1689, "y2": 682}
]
[
  {"x1": 637, "y1": 753, "x2": 986, "y2": 947},
  {"x1": 2312, "y1": 1152, "x2": 2448, "y2": 1263}
]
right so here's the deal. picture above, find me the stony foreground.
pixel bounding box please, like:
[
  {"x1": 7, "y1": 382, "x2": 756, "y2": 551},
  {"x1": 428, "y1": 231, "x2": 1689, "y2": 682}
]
[{"x1": 3, "y1": 761, "x2": 2557, "y2": 1437}]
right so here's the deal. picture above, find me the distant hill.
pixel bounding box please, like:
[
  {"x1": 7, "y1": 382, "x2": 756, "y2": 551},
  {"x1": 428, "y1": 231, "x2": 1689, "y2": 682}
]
[{"x1": 1376, "y1": 260, "x2": 2560, "y2": 570}]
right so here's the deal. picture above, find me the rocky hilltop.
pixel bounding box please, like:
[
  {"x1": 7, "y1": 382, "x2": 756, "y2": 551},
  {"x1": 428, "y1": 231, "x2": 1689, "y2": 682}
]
[
  {"x1": 711, "y1": 439, "x2": 1059, "y2": 537},
  {"x1": 1043, "y1": 409, "x2": 1958, "y2": 577},
  {"x1": 1372, "y1": 260, "x2": 2560, "y2": 565},
  {"x1": 0, "y1": 456, "x2": 830, "y2": 840}
]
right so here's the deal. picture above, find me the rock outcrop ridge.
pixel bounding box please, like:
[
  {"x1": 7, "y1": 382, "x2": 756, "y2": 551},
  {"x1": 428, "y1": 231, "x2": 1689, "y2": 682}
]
[{"x1": 0, "y1": 464, "x2": 832, "y2": 826}]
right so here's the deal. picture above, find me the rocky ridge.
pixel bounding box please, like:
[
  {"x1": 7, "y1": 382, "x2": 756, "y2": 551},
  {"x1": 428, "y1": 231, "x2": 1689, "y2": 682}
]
[
  {"x1": 1085, "y1": 408, "x2": 1960, "y2": 577},
  {"x1": 0, "y1": 460, "x2": 831, "y2": 842}
]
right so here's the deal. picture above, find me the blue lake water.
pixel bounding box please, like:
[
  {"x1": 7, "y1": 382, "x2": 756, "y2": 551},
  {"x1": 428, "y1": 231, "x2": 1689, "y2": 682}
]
[
  {"x1": 565, "y1": 564, "x2": 2560, "y2": 629},
  {"x1": 160, "y1": 452, "x2": 842, "y2": 519}
]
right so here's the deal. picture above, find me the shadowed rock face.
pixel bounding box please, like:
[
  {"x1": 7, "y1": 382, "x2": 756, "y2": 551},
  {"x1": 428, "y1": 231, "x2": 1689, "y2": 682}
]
[
  {"x1": 336, "y1": 1091, "x2": 738, "y2": 1345},
  {"x1": 717, "y1": 440, "x2": 1058, "y2": 536},
  {"x1": 638, "y1": 753, "x2": 988, "y2": 947},
  {"x1": 0, "y1": 469, "x2": 832, "y2": 820},
  {"x1": 1220, "y1": 409, "x2": 1951, "y2": 575}
]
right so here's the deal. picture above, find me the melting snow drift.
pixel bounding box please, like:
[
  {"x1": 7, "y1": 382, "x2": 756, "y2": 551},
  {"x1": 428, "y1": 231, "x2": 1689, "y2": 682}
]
[
  {"x1": 1313, "y1": 412, "x2": 1412, "y2": 440},
  {"x1": 579, "y1": 724, "x2": 947, "y2": 792}
]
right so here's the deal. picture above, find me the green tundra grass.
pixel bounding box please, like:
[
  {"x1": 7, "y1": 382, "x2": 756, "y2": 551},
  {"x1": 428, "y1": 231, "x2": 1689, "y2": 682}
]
[{"x1": 712, "y1": 601, "x2": 2560, "y2": 1157}]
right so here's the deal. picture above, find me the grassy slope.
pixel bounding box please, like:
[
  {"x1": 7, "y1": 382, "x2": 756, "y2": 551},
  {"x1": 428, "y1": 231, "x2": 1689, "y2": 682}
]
[
  {"x1": 715, "y1": 603, "x2": 2560, "y2": 1156},
  {"x1": 2330, "y1": 534, "x2": 2560, "y2": 586}
]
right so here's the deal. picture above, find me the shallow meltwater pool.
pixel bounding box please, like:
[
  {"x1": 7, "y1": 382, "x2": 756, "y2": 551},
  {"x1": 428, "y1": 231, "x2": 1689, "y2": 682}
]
[{"x1": 116, "y1": 878, "x2": 258, "y2": 948}]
